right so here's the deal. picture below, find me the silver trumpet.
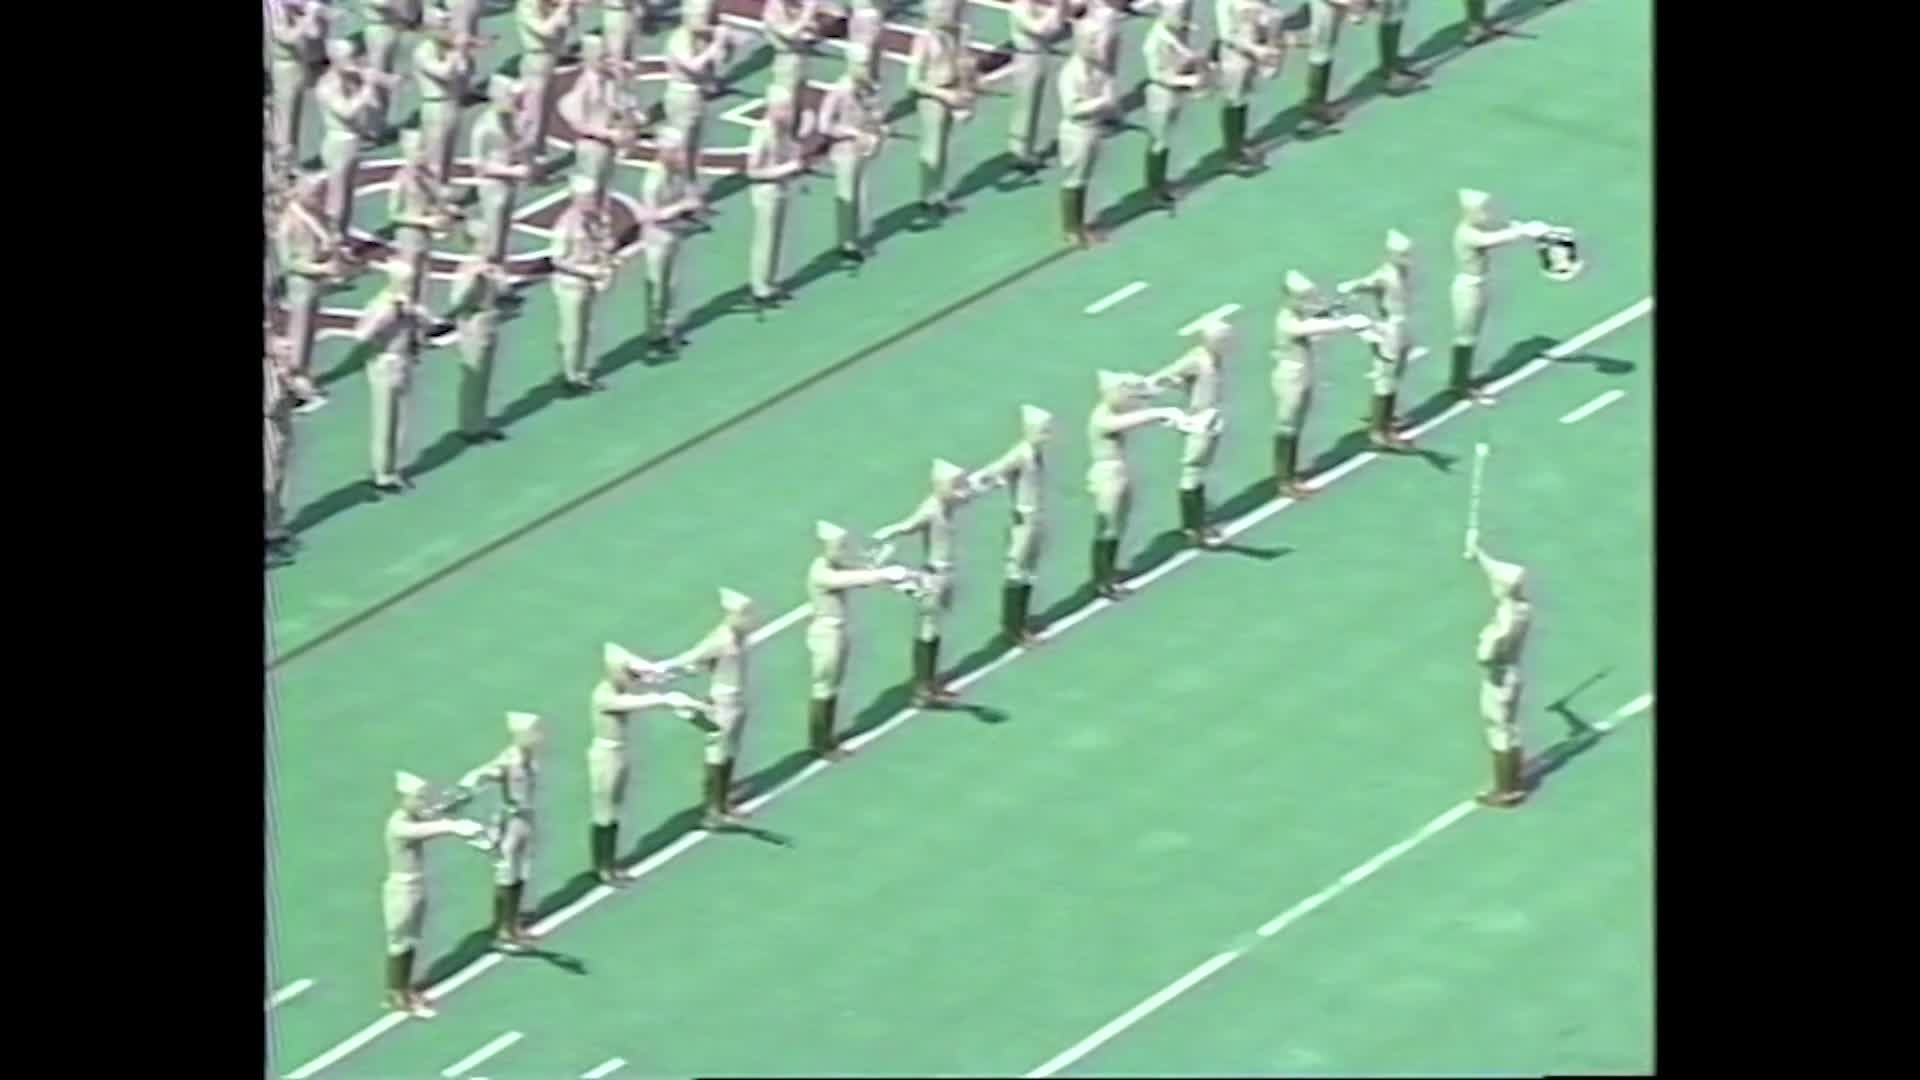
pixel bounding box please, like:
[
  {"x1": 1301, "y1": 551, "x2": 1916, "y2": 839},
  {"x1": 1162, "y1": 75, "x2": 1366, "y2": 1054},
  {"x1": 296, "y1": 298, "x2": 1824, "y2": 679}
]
[{"x1": 1536, "y1": 226, "x2": 1583, "y2": 281}]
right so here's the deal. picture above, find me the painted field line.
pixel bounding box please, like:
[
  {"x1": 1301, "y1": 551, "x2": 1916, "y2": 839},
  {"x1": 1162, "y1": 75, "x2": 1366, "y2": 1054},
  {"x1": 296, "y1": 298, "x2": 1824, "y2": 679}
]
[
  {"x1": 284, "y1": 296, "x2": 1652, "y2": 1078},
  {"x1": 582, "y1": 1058, "x2": 627, "y2": 1078},
  {"x1": 267, "y1": 978, "x2": 314, "y2": 1010},
  {"x1": 1026, "y1": 690, "x2": 1655, "y2": 1078},
  {"x1": 1084, "y1": 281, "x2": 1149, "y2": 316},
  {"x1": 1561, "y1": 388, "x2": 1625, "y2": 425},
  {"x1": 441, "y1": 1031, "x2": 522, "y2": 1078},
  {"x1": 1178, "y1": 303, "x2": 1239, "y2": 336}
]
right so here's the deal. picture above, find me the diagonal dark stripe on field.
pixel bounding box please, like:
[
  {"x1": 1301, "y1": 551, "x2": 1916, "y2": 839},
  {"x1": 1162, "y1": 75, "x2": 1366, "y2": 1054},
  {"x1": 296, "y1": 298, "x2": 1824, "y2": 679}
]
[
  {"x1": 268, "y1": 242, "x2": 1075, "y2": 669},
  {"x1": 267, "y1": 0, "x2": 1576, "y2": 670}
]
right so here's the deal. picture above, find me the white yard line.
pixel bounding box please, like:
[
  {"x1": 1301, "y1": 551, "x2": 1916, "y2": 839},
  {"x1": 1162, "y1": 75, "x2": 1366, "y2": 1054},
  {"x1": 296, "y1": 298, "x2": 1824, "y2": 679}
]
[
  {"x1": 581, "y1": 1058, "x2": 627, "y2": 1079},
  {"x1": 1561, "y1": 388, "x2": 1626, "y2": 425},
  {"x1": 282, "y1": 295, "x2": 1652, "y2": 1079},
  {"x1": 1178, "y1": 303, "x2": 1240, "y2": 336},
  {"x1": 1026, "y1": 691, "x2": 1656, "y2": 1078},
  {"x1": 441, "y1": 1032, "x2": 522, "y2": 1078},
  {"x1": 267, "y1": 978, "x2": 314, "y2": 1010},
  {"x1": 1084, "y1": 281, "x2": 1149, "y2": 315}
]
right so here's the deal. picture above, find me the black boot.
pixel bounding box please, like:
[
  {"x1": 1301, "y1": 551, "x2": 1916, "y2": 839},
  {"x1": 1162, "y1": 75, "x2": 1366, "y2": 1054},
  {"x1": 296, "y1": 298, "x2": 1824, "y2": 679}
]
[
  {"x1": 1450, "y1": 343, "x2": 1476, "y2": 397},
  {"x1": 1094, "y1": 538, "x2": 1125, "y2": 599},
  {"x1": 1273, "y1": 434, "x2": 1294, "y2": 491},
  {"x1": 386, "y1": 950, "x2": 409, "y2": 997},
  {"x1": 701, "y1": 762, "x2": 729, "y2": 826},
  {"x1": 1001, "y1": 583, "x2": 1023, "y2": 639},
  {"x1": 1005, "y1": 582, "x2": 1037, "y2": 643},
  {"x1": 1220, "y1": 105, "x2": 1238, "y2": 158},
  {"x1": 836, "y1": 197, "x2": 864, "y2": 259},
  {"x1": 718, "y1": 757, "x2": 739, "y2": 808},
  {"x1": 810, "y1": 696, "x2": 847, "y2": 759},
  {"x1": 1178, "y1": 486, "x2": 1203, "y2": 533},
  {"x1": 919, "y1": 163, "x2": 942, "y2": 213},
  {"x1": 1464, "y1": 0, "x2": 1495, "y2": 43},
  {"x1": 1146, "y1": 148, "x2": 1172, "y2": 207},
  {"x1": 1060, "y1": 188, "x2": 1079, "y2": 238},
  {"x1": 1379, "y1": 20, "x2": 1418, "y2": 89},
  {"x1": 1303, "y1": 62, "x2": 1338, "y2": 129}
]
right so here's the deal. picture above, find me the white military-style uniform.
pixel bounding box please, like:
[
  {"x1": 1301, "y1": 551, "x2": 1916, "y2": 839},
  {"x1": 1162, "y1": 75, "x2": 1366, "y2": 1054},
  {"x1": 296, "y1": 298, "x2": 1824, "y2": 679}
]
[
  {"x1": 559, "y1": 40, "x2": 623, "y2": 210},
  {"x1": 601, "y1": 0, "x2": 644, "y2": 66},
  {"x1": 517, "y1": 0, "x2": 574, "y2": 159},
  {"x1": 1270, "y1": 271, "x2": 1370, "y2": 492},
  {"x1": 873, "y1": 460, "x2": 992, "y2": 703},
  {"x1": 1472, "y1": 548, "x2": 1533, "y2": 804},
  {"x1": 354, "y1": 275, "x2": 437, "y2": 489},
  {"x1": 463, "y1": 742, "x2": 538, "y2": 888},
  {"x1": 1149, "y1": 328, "x2": 1231, "y2": 492},
  {"x1": 848, "y1": 0, "x2": 887, "y2": 89},
  {"x1": 970, "y1": 405, "x2": 1053, "y2": 641},
  {"x1": 638, "y1": 134, "x2": 704, "y2": 343},
  {"x1": 413, "y1": 23, "x2": 474, "y2": 187},
  {"x1": 663, "y1": 24, "x2": 726, "y2": 163},
  {"x1": 274, "y1": 184, "x2": 334, "y2": 379},
  {"x1": 1007, "y1": 0, "x2": 1070, "y2": 168},
  {"x1": 315, "y1": 42, "x2": 381, "y2": 234},
  {"x1": 819, "y1": 59, "x2": 886, "y2": 254},
  {"x1": 444, "y1": 256, "x2": 509, "y2": 439},
  {"x1": 763, "y1": 0, "x2": 819, "y2": 103},
  {"x1": 658, "y1": 611, "x2": 751, "y2": 768},
  {"x1": 471, "y1": 76, "x2": 530, "y2": 264},
  {"x1": 1338, "y1": 228, "x2": 1421, "y2": 445},
  {"x1": 363, "y1": 0, "x2": 419, "y2": 135},
  {"x1": 806, "y1": 521, "x2": 911, "y2": 754},
  {"x1": 1215, "y1": 0, "x2": 1281, "y2": 168},
  {"x1": 387, "y1": 132, "x2": 440, "y2": 302},
  {"x1": 585, "y1": 645, "x2": 711, "y2": 878},
  {"x1": 1142, "y1": 9, "x2": 1207, "y2": 200},
  {"x1": 550, "y1": 180, "x2": 614, "y2": 389},
  {"x1": 1450, "y1": 188, "x2": 1551, "y2": 399},
  {"x1": 744, "y1": 99, "x2": 806, "y2": 302},
  {"x1": 264, "y1": 351, "x2": 295, "y2": 544},
  {"x1": 907, "y1": 16, "x2": 970, "y2": 210},
  {"x1": 382, "y1": 771, "x2": 484, "y2": 992},
  {"x1": 267, "y1": 2, "x2": 327, "y2": 180},
  {"x1": 1086, "y1": 371, "x2": 1187, "y2": 596}
]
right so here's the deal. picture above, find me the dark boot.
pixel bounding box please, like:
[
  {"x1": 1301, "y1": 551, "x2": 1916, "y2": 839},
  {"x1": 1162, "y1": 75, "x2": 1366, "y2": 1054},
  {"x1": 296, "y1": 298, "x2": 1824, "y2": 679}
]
[
  {"x1": 1273, "y1": 434, "x2": 1308, "y2": 496},
  {"x1": 1219, "y1": 105, "x2": 1238, "y2": 158},
  {"x1": 1067, "y1": 188, "x2": 1098, "y2": 244},
  {"x1": 701, "y1": 761, "x2": 731, "y2": 827},
  {"x1": 919, "y1": 163, "x2": 942, "y2": 211},
  {"x1": 913, "y1": 638, "x2": 956, "y2": 705},
  {"x1": 1303, "y1": 62, "x2": 1338, "y2": 129},
  {"x1": 1005, "y1": 582, "x2": 1039, "y2": 644},
  {"x1": 835, "y1": 197, "x2": 863, "y2": 260},
  {"x1": 718, "y1": 757, "x2": 740, "y2": 809},
  {"x1": 1181, "y1": 485, "x2": 1221, "y2": 546},
  {"x1": 1450, "y1": 344, "x2": 1493, "y2": 402},
  {"x1": 1368, "y1": 393, "x2": 1411, "y2": 448},
  {"x1": 1226, "y1": 106, "x2": 1258, "y2": 171},
  {"x1": 1464, "y1": 0, "x2": 1496, "y2": 43},
  {"x1": 1093, "y1": 538, "x2": 1126, "y2": 599},
  {"x1": 1146, "y1": 148, "x2": 1173, "y2": 207},
  {"x1": 386, "y1": 950, "x2": 409, "y2": 998},
  {"x1": 1060, "y1": 188, "x2": 1079, "y2": 239},
  {"x1": 810, "y1": 696, "x2": 848, "y2": 759},
  {"x1": 1477, "y1": 748, "x2": 1528, "y2": 807},
  {"x1": 1379, "y1": 20, "x2": 1419, "y2": 90}
]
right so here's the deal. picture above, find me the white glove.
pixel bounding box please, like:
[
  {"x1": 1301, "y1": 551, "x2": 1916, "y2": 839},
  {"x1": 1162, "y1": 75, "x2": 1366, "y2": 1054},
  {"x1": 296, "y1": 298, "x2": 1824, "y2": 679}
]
[
  {"x1": 882, "y1": 564, "x2": 911, "y2": 584},
  {"x1": 1335, "y1": 280, "x2": 1358, "y2": 296},
  {"x1": 1521, "y1": 220, "x2": 1553, "y2": 240},
  {"x1": 452, "y1": 819, "x2": 486, "y2": 839},
  {"x1": 1343, "y1": 314, "x2": 1373, "y2": 332}
]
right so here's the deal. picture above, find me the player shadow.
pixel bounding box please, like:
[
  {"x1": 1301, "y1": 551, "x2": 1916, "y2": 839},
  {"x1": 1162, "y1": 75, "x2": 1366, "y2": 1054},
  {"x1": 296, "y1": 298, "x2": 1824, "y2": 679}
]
[
  {"x1": 1409, "y1": 0, "x2": 1570, "y2": 70},
  {"x1": 287, "y1": 478, "x2": 383, "y2": 537},
  {"x1": 1523, "y1": 667, "x2": 1621, "y2": 792},
  {"x1": 951, "y1": 152, "x2": 1027, "y2": 203},
  {"x1": 421, "y1": 907, "x2": 593, "y2": 988},
  {"x1": 868, "y1": 200, "x2": 942, "y2": 249}
]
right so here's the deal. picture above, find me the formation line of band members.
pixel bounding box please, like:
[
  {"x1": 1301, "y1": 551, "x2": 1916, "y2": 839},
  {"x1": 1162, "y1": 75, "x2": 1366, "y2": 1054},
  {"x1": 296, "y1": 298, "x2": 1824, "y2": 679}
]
[
  {"x1": 370, "y1": 182, "x2": 1575, "y2": 1017},
  {"x1": 265, "y1": 0, "x2": 1537, "y2": 552}
]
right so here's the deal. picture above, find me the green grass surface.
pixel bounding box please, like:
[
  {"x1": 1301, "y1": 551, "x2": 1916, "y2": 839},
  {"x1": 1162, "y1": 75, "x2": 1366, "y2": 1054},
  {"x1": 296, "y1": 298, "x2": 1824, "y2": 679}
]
[{"x1": 267, "y1": 0, "x2": 1652, "y2": 1074}]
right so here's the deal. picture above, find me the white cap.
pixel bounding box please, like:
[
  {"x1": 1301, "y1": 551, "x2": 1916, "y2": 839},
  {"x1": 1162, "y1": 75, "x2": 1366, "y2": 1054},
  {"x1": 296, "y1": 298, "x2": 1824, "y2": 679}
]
[
  {"x1": 1487, "y1": 556, "x2": 1527, "y2": 598},
  {"x1": 506, "y1": 711, "x2": 543, "y2": 736},
  {"x1": 932, "y1": 458, "x2": 965, "y2": 489},
  {"x1": 395, "y1": 771, "x2": 428, "y2": 797},
  {"x1": 816, "y1": 520, "x2": 847, "y2": 545},
  {"x1": 1459, "y1": 188, "x2": 1491, "y2": 212},
  {"x1": 1284, "y1": 270, "x2": 1316, "y2": 297},
  {"x1": 603, "y1": 641, "x2": 640, "y2": 679},
  {"x1": 719, "y1": 587, "x2": 752, "y2": 613},
  {"x1": 1020, "y1": 403, "x2": 1052, "y2": 433},
  {"x1": 1386, "y1": 228, "x2": 1413, "y2": 254},
  {"x1": 569, "y1": 174, "x2": 596, "y2": 197}
]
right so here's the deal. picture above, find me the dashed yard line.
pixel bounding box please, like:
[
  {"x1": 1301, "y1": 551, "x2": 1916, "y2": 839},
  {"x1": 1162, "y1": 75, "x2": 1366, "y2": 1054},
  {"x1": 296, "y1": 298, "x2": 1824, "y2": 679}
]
[
  {"x1": 1025, "y1": 691, "x2": 1656, "y2": 1078},
  {"x1": 441, "y1": 1031, "x2": 522, "y2": 1078},
  {"x1": 267, "y1": 978, "x2": 314, "y2": 1010},
  {"x1": 282, "y1": 296, "x2": 1651, "y2": 1078},
  {"x1": 581, "y1": 1058, "x2": 627, "y2": 1079},
  {"x1": 1084, "y1": 281, "x2": 1149, "y2": 315},
  {"x1": 1178, "y1": 303, "x2": 1240, "y2": 335},
  {"x1": 1561, "y1": 388, "x2": 1626, "y2": 424}
]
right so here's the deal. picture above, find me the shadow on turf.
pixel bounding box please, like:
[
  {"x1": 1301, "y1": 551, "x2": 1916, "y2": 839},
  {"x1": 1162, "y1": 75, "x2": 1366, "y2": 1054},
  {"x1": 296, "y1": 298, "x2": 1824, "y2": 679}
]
[{"x1": 1525, "y1": 666, "x2": 1624, "y2": 792}]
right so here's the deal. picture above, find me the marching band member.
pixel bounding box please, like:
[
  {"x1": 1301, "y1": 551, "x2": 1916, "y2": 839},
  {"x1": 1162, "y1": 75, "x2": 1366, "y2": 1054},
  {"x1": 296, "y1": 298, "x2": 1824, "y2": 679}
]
[
  {"x1": 316, "y1": 35, "x2": 385, "y2": 234},
  {"x1": 1271, "y1": 269, "x2": 1374, "y2": 498},
  {"x1": 274, "y1": 172, "x2": 346, "y2": 391},
  {"x1": 638, "y1": 126, "x2": 707, "y2": 352},
  {"x1": 763, "y1": 0, "x2": 822, "y2": 104},
  {"x1": 558, "y1": 32, "x2": 628, "y2": 210},
  {"x1": 649, "y1": 589, "x2": 759, "y2": 829},
  {"x1": 268, "y1": 0, "x2": 331, "y2": 182},
  {"x1": 414, "y1": 9, "x2": 478, "y2": 187},
  {"x1": 363, "y1": 1, "x2": 421, "y2": 141},
  {"x1": 1055, "y1": 27, "x2": 1118, "y2": 246},
  {"x1": 1142, "y1": 0, "x2": 1210, "y2": 209},
  {"x1": 1300, "y1": 0, "x2": 1357, "y2": 133},
  {"x1": 589, "y1": 644, "x2": 717, "y2": 882},
  {"x1": 388, "y1": 128, "x2": 447, "y2": 302},
  {"x1": 1467, "y1": 541, "x2": 1533, "y2": 807},
  {"x1": 870, "y1": 460, "x2": 995, "y2": 708},
  {"x1": 1147, "y1": 321, "x2": 1235, "y2": 547},
  {"x1": 806, "y1": 521, "x2": 915, "y2": 759},
  {"x1": 1372, "y1": 0, "x2": 1423, "y2": 93},
  {"x1": 907, "y1": 5, "x2": 974, "y2": 221},
  {"x1": 1007, "y1": 0, "x2": 1070, "y2": 176},
  {"x1": 354, "y1": 259, "x2": 443, "y2": 493},
  {"x1": 445, "y1": 246, "x2": 513, "y2": 443},
  {"x1": 517, "y1": 0, "x2": 579, "y2": 167},
  {"x1": 1450, "y1": 188, "x2": 1555, "y2": 403},
  {"x1": 471, "y1": 73, "x2": 534, "y2": 265},
  {"x1": 848, "y1": 0, "x2": 887, "y2": 93},
  {"x1": 600, "y1": 0, "x2": 644, "y2": 67},
  {"x1": 1337, "y1": 228, "x2": 1422, "y2": 449},
  {"x1": 1086, "y1": 370, "x2": 1205, "y2": 600},
  {"x1": 745, "y1": 87, "x2": 808, "y2": 310},
  {"x1": 458, "y1": 711, "x2": 548, "y2": 954},
  {"x1": 264, "y1": 339, "x2": 316, "y2": 554},
  {"x1": 663, "y1": 7, "x2": 729, "y2": 165},
  {"x1": 968, "y1": 405, "x2": 1054, "y2": 646},
  {"x1": 382, "y1": 770, "x2": 489, "y2": 1017},
  {"x1": 818, "y1": 47, "x2": 887, "y2": 263},
  {"x1": 550, "y1": 173, "x2": 619, "y2": 393},
  {"x1": 1215, "y1": 0, "x2": 1283, "y2": 175}
]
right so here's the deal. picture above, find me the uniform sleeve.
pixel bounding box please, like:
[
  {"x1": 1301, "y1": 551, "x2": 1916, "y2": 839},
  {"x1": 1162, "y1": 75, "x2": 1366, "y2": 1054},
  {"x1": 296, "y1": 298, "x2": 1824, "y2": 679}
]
[
  {"x1": 271, "y1": 15, "x2": 305, "y2": 48},
  {"x1": 1464, "y1": 223, "x2": 1532, "y2": 253},
  {"x1": 416, "y1": 41, "x2": 459, "y2": 85},
  {"x1": 661, "y1": 626, "x2": 726, "y2": 675},
  {"x1": 879, "y1": 498, "x2": 937, "y2": 540},
  {"x1": 1091, "y1": 406, "x2": 1168, "y2": 436},
  {"x1": 818, "y1": 88, "x2": 851, "y2": 138},
  {"x1": 1148, "y1": 349, "x2": 1198, "y2": 387},
  {"x1": 1281, "y1": 311, "x2": 1356, "y2": 338},
  {"x1": 390, "y1": 817, "x2": 471, "y2": 841},
  {"x1": 977, "y1": 443, "x2": 1027, "y2": 487},
  {"x1": 462, "y1": 748, "x2": 515, "y2": 787},
  {"x1": 609, "y1": 690, "x2": 675, "y2": 710},
  {"x1": 815, "y1": 565, "x2": 896, "y2": 590}
]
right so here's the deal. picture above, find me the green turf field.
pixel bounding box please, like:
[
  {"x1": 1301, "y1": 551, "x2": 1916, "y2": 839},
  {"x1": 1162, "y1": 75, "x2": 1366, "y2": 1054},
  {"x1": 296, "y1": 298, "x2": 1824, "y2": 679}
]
[{"x1": 267, "y1": 0, "x2": 1653, "y2": 1075}]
